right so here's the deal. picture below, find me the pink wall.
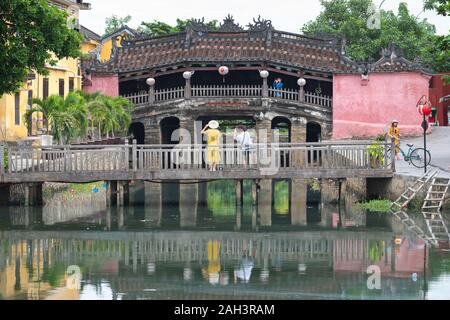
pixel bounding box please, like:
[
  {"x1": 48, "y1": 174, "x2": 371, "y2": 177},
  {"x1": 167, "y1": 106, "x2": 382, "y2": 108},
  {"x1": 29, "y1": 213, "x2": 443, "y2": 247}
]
[
  {"x1": 84, "y1": 74, "x2": 119, "y2": 97},
  {"x1": 333, "y1": 72, "x2": 432, "y2": 139}
]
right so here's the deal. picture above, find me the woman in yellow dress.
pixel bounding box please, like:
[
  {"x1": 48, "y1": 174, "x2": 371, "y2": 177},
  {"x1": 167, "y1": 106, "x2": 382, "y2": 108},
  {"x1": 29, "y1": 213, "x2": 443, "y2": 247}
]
[
  {"x1": 201, "y1": 120, "x2": 221, "y2": 171},
  {"x1": 387, "y1": 119, "x2": 401, "y2": 160}
]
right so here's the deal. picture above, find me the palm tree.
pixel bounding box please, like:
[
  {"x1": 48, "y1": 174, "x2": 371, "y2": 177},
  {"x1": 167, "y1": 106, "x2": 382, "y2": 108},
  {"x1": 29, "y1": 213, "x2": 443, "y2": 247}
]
[
  {"x1": 112, "y1": 96, "x2": 132, "y2": 136},
  {"x1": 63, "y1": 92, "x2": 88, "y2": 142},
  {"x1": 24, "y1": 96, "x2": 62, "y2": 135},
  {"x1": 25, "y1": 91, "x2": 133, "y2": 145},
  {"x1": 84, "y1": 93, "x2": 132, "y2": 140}
]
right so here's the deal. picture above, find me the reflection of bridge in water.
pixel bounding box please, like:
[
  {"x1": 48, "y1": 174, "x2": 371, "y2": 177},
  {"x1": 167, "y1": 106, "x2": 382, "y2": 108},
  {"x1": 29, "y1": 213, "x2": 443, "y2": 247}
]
[
  {"x1": 0, "y1": 230, "x2": 427, "y2": 300},
  {"x1": 0, "y1": 230, "x2": 409, "y2": 269}
]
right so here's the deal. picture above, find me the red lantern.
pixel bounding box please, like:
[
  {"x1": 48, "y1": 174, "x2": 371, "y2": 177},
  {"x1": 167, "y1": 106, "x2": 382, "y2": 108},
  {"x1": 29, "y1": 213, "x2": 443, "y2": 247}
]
[
  {"x1": 218, "y1": 66, "x2": 229, "y2": 83},
  {"x1": 218, "y1": 66, "x2": 229, "y2": 76},
  {"x1": 417, "y1": 95, "x2": 432, "y2": 116}
]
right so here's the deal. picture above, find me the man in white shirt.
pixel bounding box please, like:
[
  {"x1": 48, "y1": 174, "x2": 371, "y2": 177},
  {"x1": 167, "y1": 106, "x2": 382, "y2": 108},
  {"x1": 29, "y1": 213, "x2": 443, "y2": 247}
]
[{"x1": 234, "y1": 125, "x2": 253, "y2": 166}]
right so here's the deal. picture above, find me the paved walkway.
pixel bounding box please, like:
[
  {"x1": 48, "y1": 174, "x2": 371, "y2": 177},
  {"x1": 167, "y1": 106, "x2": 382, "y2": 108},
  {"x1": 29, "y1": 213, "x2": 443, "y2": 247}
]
[{"x1": 396, "y1": 127, "x2": 450, "y2": 178}]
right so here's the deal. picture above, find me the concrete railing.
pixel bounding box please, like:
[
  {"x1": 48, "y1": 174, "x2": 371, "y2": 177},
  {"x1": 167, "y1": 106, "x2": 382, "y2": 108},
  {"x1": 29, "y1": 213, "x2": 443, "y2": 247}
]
[
  {"x1": 122, "y1": 85, "x2": 332, "y2": 108},
  {"x1": 1, "y1": 141, "x2": 395, "y2": 181}
]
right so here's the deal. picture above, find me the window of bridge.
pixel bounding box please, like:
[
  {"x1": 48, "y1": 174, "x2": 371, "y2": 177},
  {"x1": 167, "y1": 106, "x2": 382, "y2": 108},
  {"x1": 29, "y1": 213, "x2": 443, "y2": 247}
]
[
  {"x1": 271, "y1": 117, "x2": 291, "y2": 143},
  {"x1": 306, "y1": 122, "x2": 322, "y2": 143},
  {"x1": 160, "y1": 117, "x2": 180, "y2": 144},
  {"x1": 129, "y1": 122, "x2": 145, "y2": 144}
]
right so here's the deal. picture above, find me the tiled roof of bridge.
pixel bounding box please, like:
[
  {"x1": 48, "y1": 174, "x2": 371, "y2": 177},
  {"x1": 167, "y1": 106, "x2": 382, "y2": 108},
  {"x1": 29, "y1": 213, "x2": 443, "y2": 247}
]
[
  {"x1": 85, "y1": 16, "x2": 430, "y2": 76},
  {"x1": 111, "y1": 30, "x2": 359, "y2": 74}
]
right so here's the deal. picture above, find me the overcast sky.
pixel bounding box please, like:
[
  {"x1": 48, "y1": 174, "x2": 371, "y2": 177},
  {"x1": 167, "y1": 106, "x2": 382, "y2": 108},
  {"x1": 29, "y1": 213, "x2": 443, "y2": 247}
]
[{"x1": 80, "y1": 0, "x2": 449, "y2": 36}]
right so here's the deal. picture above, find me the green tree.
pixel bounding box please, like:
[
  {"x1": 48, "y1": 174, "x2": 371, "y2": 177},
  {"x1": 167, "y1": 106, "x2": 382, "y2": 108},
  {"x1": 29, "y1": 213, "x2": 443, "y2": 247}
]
[
  {"x1": 25, "y1": 94, "x2": 86, "y2": 144},
  {"x1": 24, "y1": 95, "x2": 60, "y2": 136},
  {"x1": 79, "y1": 91, "x2": 104, "y2": 140},
  {"x1": 0, "y1": 0, "x2": 82, "y2": 95},
  {"x1": 139, "y1": 18, "x2": 219, "y2": 36},
  {"x1": 91, "y1": 95, "x2": 131, "y2": 139},
  {"x1": 423, "y1": 0, "x2": 450, "y2": 84},
  {"x1": 79, "y1": 91, "x2": 132, "y2": 140},
  {"x1": 302, "y1": 1, "x2": 437, "y2": 64},
  {"x1": 104, "y1": 15, "x2": 132, "y2": 35},
  {"x1": 25, "y1": 92, "x2": 132, "y2": 144},
  {"x1": 424, "y1": 0, "x2": 450, "y2": 16}
]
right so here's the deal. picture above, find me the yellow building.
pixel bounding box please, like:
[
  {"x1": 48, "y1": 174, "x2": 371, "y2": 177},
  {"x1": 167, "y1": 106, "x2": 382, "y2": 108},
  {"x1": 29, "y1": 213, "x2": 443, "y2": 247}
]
[
  {"x1": 81, "y1": 25, "x2": 137, "y2": 63},
  {"x1": 0, "y1": 0, "x2": 91, "y2": 142},
  {"x1": 80, "y1": 26, "x2": 101, "y2": 55}
]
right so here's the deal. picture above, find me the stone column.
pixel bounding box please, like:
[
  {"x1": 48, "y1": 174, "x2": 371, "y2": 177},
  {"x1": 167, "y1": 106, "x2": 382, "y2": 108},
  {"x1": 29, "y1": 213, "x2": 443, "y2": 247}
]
[
  {"x1": 144, "y1": 181, "x2": 162, "y2": 227},
  {"x1": 117, "y1": 182, "x2": 124, "y2": 207},
  {"x1": 291, "y1": 178, "x2": 308, "y2": 226},
  {"x1": 321, "y1": 179, "x2": 339, "y2": 203},
  {"x1": 235, "y1": 180, "x2": 243, "y2": 231},
  {"x1": 24, "y1": 184, "x2": 30, "y2": 207},
  {"x1": 291, "y1": 117, "x2": 307, "y2": 167},
  {"x1": 178, "y1": 117, "x2": 196, "y2": 168},
  {"x1": 179, "y1": 183, "x2": 198, "y2": 228},
  {"x1": 255, "y1": 114, "x2": 273, "y2": 172},
  {"x1": 251, "y1": 180, "x2": 258, "y2": 229},
  {"x1": 178, "y1": 117, "x2": 196, "y2": 144},
  {"x1": 118, "y1": 206, "x2": 124, "y2": 230},
  {"x1": 123, "y1": 181, "x2": 130, "y2": 206},
  {"x1": 106, "y1": 207, "x2": 112, "y2": 231},
  {"x1": 106, "y1": 181, "x2": 118, "y2": 207},
  {"x1": 321, "y1": 122, "x2": 333, "y2": 141},
  {"x1": 144, "y1": 117, "x2": 161, "y2": 144},
  {"x1": 255, "y1": 114, "x2": 272, "y2": 144},
  {"x1": 257, "y1": 179, "x2": 272, "y2": 227}
]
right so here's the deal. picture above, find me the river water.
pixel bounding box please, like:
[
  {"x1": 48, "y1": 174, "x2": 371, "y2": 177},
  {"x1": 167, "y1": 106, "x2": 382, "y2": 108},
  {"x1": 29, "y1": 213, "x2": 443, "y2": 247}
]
[{"x1": 0, "y1": 180, "x2": 449, "y2": 300}]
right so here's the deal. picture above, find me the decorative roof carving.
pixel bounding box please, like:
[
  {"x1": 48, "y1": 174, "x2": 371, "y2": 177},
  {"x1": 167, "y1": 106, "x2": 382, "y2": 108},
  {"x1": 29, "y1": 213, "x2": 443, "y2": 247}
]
[
  {"x1": 247, "y1": 15, "x2": 273, "y2": 31},
  {"x1": 186, "y1": 18, "x2": 212, "y2": 32},
  {"x1": 219, "y1": 14, "x2": 244, "y2": 32},
  {"x1": 367, "y1": 42, "x2": 432, "y2": 73}
]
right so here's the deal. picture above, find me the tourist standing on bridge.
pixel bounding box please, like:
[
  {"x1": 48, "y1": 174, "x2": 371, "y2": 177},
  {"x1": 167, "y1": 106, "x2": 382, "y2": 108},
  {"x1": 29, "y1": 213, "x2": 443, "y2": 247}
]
[
  {"x1": 387, "y1": 120, "x2": 401, "y2": 160},
  {"x1": 202, "y1": 121, "x2": 222, "y2": 171},
  {"x1": 273, "y1": 78, "x2": 284, "y2": 97},
  {"x1": 234, "y1": 125, "x2": 254, "y2": 166}
]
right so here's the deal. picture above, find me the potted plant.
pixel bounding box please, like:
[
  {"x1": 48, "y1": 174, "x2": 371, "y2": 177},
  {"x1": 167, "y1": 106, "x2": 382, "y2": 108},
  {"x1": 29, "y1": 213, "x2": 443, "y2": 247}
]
[{"x1": 368, "y1": 134, "x2": 386, "y2": 168}]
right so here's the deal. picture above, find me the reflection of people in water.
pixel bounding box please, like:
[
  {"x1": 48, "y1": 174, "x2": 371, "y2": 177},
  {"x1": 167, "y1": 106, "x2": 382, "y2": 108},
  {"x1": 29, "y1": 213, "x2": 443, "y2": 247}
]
[
  {"x1": 234, "y1": 254, "x2": 254, "y2": 283},
  {"x1": 202, "y1": 240, "x2": 221, "y2": 285}
]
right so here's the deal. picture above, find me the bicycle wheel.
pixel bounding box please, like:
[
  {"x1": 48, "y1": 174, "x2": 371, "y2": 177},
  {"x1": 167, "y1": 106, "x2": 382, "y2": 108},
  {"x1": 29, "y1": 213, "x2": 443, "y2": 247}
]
[{"x1": 409, "y1": 148, "x2": 431, "y2": 168}]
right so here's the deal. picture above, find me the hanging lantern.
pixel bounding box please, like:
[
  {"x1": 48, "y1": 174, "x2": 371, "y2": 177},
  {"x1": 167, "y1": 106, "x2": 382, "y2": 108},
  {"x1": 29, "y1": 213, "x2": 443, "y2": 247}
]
[
  {"x1": 417, "y1": 95, "x2": 432, "y2": 116},
  {"x1": 218, "y1": 66, "x2": 229, "y2": 76},
  {"x1": 218, "y1": 66, "x2": 229, "y2": 83},
  {"x1": 297, "y1": 78, "x2": 306, "y2": 87},
  {"x1": 259, "y1": 70, "x2": 269, "y2": 79},
  {"x1": 183, "y1": 71, "x2": 193, "y2": 80}
]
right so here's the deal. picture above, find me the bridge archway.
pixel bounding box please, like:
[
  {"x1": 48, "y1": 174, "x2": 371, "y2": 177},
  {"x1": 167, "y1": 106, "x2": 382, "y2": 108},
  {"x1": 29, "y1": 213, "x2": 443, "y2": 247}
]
[
  {"x1": 271, "y1": 117, "x2": 291, "y2": 143},
  {"x1": 160, "y1": 117, "x2": 180, "y2": 144},
  {"x1": 306, "y1": 122, "x2": 322, "y2": 143},
  {"x1": 128, "y1": 122, "x2": 145, "y2": 144}
]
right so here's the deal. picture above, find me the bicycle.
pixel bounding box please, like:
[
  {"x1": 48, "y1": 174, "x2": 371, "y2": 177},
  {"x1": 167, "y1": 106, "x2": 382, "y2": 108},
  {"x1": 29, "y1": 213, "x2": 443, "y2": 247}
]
[{"x1": 386, "y1": 142, "x2": 431, "y2": 168}]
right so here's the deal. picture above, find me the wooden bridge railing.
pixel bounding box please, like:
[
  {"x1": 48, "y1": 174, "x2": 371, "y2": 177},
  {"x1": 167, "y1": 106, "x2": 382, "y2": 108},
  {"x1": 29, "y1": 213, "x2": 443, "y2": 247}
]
[
  {"x1": 122, "y1": 85, "x2": 332, "y2": 108},
  {"x1": 1, "y1": 142, "x2": 394, "y2": 178}
]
